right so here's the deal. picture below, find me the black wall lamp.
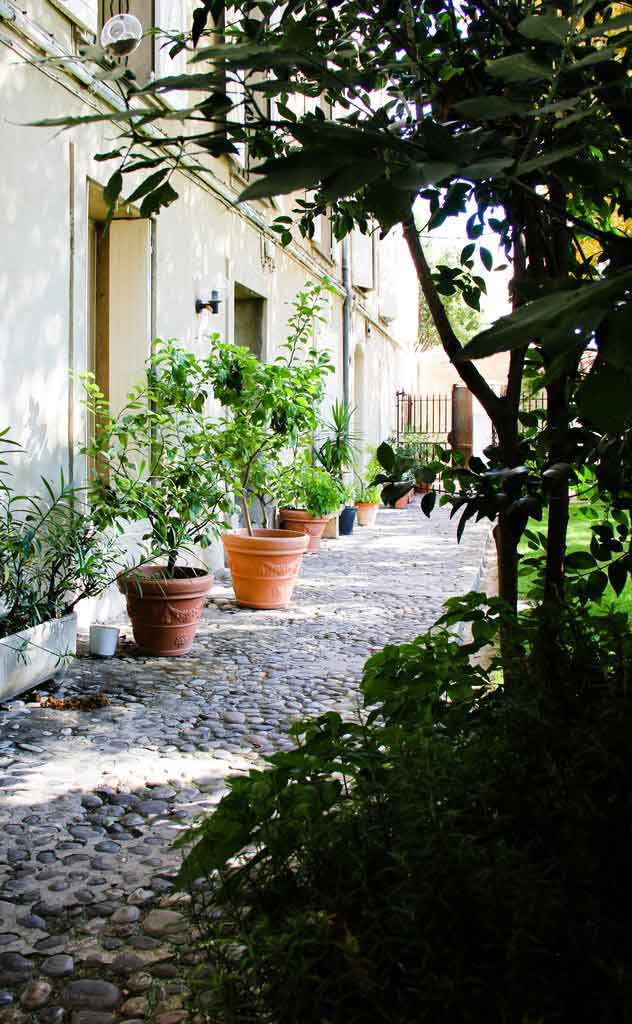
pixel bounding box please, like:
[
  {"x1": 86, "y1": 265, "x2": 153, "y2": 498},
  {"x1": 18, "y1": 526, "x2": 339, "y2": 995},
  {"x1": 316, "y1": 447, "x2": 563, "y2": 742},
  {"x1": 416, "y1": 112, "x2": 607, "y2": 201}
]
[{"x1": 195, "y1": 290, "x2": 223, "y2": 315}]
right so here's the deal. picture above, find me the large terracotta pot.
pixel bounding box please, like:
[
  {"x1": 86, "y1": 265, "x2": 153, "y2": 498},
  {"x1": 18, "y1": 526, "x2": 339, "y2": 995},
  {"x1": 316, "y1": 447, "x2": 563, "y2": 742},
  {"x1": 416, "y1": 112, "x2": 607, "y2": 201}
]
[
  {"x1": 278, "y1": 508, "x2": 330, "y2": 553},
  {"x1": 118, "y1": 566, "x2": 212, "y2": 657},
  {"x1": 355, "y1": 502, "x2": 380, "y2": 527},
  {"x1": 222, "y1": 528, "x2": 309, "y2": 609}
]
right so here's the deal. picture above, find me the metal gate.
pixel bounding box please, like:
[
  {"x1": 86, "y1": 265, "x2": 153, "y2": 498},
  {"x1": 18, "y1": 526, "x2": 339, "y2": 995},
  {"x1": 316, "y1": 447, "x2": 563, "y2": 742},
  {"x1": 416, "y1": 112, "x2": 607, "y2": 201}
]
[{"x1": 395, "y1": 390, "x2": 452, "y2": 443}]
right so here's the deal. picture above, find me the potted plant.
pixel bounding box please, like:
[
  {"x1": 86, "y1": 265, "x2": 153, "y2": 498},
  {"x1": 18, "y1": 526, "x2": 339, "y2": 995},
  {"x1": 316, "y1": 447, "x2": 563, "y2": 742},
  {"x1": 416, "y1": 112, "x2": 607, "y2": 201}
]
[
  {"x1": 81, "y1": 341, "x2": 233, "y2": 656},
  {"x1": 338, "y1": 484, "x2": 357, "y2": 536},
  {"x1": 353, "y1": 449, "x2": 382, "y2": 526},
  {"x1": 206, "y1": 281, "x2": 335, "y2": 608},
  {"x1": 371, "y1": 441, "x2": 417, "y2": 508},
  {"x1": 277, "y1": 463, "x2": 347, "y2": 552},
  {"x1": 0, "y1": 430, "x2": 119, "y2": 700}
]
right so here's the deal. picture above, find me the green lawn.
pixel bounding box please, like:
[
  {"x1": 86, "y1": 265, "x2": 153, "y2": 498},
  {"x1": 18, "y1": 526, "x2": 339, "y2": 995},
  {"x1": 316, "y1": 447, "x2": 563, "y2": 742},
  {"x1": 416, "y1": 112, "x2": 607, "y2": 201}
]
[{"x1": 519, "y1": 503, "x2": 632, "y2": 616}]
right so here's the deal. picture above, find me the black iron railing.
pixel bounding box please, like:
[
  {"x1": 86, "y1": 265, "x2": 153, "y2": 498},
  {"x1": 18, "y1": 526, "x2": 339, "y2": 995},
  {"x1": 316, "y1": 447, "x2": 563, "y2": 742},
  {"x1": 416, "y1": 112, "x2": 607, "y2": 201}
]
[{"x1": 395, "y1": 391, "x2": 452, "y2": 444}]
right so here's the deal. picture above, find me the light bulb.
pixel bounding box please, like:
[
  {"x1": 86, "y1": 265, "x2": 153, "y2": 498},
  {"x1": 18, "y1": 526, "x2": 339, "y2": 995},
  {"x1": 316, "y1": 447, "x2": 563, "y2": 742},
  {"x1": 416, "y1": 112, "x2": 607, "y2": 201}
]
[{"x1": 100, "y1": 14, "x2": 143, "y2": 57}]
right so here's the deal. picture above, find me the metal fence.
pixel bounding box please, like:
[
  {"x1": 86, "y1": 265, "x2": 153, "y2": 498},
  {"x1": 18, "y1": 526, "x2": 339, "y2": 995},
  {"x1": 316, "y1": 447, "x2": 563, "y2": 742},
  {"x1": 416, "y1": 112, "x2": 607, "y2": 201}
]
[{"x1": 395, "y1": 391, "x2": 452, "y2": 443}]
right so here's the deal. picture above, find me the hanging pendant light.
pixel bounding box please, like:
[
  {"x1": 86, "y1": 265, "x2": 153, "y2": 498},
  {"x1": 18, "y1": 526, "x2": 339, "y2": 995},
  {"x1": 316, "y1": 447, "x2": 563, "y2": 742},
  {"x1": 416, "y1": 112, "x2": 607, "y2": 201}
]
[{"x1": 101, "y1": 1, "x2": 143, "y2": 56}]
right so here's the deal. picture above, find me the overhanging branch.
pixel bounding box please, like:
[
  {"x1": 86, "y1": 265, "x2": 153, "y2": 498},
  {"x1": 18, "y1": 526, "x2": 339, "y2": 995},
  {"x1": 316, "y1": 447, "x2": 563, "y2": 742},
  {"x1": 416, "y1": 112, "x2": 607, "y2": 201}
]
[{"x1": 403, "y1": 217, "x2": 503, "y2": 424}]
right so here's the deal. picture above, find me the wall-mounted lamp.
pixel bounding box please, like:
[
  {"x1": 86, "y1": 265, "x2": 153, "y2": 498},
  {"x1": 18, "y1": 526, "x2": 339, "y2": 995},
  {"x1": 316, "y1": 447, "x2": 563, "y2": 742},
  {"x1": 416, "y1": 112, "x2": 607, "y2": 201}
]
[
  {"x1": 195, "y1": 290, "x2": 223, "y2": 315},
  {"x1": 101, "y1": 2, "x2": 143, "y2": 57}
]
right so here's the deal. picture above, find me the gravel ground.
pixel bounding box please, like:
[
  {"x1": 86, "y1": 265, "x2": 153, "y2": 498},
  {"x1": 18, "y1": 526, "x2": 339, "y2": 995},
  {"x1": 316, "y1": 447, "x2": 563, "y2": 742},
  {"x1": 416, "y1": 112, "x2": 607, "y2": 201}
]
[{"x1": 0, "y1": 501, "x2": 490, "y2": 1021}]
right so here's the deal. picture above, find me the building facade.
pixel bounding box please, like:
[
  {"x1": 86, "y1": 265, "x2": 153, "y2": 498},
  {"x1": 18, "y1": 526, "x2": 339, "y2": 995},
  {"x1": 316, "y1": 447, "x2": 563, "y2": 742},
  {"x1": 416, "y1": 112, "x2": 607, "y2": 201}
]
[{"x1": 0, "y1": 0, "x2": 420, "y2": 590}]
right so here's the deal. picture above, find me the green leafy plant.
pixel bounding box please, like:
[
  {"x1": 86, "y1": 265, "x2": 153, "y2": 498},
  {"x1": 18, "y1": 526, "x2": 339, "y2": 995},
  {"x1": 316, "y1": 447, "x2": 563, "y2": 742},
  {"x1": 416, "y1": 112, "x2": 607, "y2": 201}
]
[
  {"x1": 81, "y1": 340, "x2": 232, "y2": 576},
  {"x1": 176, "y1": 591, "x2": 632, "y2": 1023},
  {"x1": 277, "y1": 462, "x2": 346, "y2": 518},
  {"x1": 204, "y1": 280, "x2": 335, "y2": 535},
  {"x1": 0, "y1": 434, "x2": 120, "y2": 639},
  {"x1": 371, "y1": 441, "x2": 416, "y2": 507},
  {"x1": 314, "y1": 400, "x2": 360, "y2": 483}
]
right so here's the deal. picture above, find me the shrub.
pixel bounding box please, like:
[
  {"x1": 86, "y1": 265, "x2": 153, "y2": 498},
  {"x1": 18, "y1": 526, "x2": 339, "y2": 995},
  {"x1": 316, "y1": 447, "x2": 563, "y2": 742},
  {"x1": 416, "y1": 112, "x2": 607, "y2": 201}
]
[
  {"x1": 177, "y1": 594, "x2": 632, "y2": 1024},
  {"x1": 0, "y1": 431, "x2": 120, "y2": 638},
  {"x1": 277, "y1": 464, "x2": 345, "y2": 518}
]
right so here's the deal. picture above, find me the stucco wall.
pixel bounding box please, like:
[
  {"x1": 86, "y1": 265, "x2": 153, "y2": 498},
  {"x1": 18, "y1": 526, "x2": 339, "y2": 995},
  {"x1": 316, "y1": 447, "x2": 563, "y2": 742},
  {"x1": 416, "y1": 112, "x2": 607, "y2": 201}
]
[{"x1": 0, "y1": 4, "x2": 421, "y2": 624}]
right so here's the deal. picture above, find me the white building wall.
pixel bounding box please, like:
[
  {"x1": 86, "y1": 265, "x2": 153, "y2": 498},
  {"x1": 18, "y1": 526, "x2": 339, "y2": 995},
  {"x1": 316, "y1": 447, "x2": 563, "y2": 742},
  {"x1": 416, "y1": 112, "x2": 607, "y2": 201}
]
[{"x1": 0, "y1": 0, "x2": 421, "y2": 624}]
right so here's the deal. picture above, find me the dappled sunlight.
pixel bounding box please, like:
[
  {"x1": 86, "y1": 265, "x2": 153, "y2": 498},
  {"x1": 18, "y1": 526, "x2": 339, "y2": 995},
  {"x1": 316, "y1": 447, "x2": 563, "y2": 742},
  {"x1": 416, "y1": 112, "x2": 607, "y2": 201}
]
[{"x1": 0, "y1": 504, "x2": 489, "y2": 980}]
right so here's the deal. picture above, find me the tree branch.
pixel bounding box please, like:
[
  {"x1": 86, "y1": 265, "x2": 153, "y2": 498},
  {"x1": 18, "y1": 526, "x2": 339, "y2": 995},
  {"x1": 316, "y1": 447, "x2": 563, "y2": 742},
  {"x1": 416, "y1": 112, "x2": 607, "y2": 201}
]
[{"x1": 403, "y1": 216, "x2": 503, "y2": 425}]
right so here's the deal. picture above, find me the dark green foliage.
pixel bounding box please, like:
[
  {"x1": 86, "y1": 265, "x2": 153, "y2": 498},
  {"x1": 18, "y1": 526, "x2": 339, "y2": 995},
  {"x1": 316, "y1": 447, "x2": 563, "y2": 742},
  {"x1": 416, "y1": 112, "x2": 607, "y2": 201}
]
[
  {"x1": 371, "y1": 441, "x2": 416, "y2": 506},
  {"x1": 177, "y1": 594, "x2": 632, "y2": 1023},
  {"x1": 0, "y1": 432, "x2": 121, "y2": 637}
]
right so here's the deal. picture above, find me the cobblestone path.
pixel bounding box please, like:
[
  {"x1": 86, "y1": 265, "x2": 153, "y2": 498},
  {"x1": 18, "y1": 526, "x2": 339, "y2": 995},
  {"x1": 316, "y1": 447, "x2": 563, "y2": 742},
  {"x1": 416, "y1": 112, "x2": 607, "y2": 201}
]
[{"x1": 0, "y1": 502, "x2": 490, "y2": 1020}]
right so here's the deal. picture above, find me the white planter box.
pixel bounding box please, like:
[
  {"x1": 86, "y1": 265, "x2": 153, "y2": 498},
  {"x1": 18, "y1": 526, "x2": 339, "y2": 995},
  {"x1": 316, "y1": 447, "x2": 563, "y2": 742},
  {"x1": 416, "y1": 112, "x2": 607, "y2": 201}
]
[{"x1": 0, "y1": 614, "x2": 77, "y2": 703}]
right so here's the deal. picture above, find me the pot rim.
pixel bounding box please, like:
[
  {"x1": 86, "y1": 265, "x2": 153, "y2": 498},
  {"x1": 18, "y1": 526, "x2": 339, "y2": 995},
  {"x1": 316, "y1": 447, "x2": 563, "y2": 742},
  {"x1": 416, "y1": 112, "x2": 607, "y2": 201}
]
[
  {"x1": 117, "y1": 565, "x2": 213, "y2": 596},
  {"x1": 278, "y1": 508, "x2": 332, "y2": 523}
]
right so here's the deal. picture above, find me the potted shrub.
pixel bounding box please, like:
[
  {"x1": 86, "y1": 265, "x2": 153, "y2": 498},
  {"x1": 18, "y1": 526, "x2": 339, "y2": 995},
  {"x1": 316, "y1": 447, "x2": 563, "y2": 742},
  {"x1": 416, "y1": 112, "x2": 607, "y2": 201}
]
[
  {"x1": 277, "y1": 463, "x2": 346, "y2": 552},
  {"x1": 313, "y1": 400, "x2": 360, "y2": 535},
  {"x1": 371, "y1": 441, "x2": 416, "y2": 508},
  {"x1": 206, "y1": 281, "x2": 335, "y2": 608},
  {"x1": 81, "y1": 342, "x2": 233, "y2": 656},
  {"x1": 0, "y1": 431, "x2": 119, "y2": 700},
  {"x1": 354, "y1": 450, "x2": 382, "y2": 526}
]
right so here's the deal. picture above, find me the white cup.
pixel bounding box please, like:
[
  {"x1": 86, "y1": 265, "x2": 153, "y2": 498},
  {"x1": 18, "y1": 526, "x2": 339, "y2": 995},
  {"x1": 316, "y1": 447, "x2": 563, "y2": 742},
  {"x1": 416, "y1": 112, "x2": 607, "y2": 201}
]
[{"x1": 89, "y1": 624, "x2": 120, "y2": 658}]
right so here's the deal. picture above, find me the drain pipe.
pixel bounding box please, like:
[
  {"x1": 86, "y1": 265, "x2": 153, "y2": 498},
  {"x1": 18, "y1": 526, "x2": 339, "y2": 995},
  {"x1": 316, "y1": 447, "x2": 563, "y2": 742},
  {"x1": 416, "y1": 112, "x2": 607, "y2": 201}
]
[{"x1": 341, "y1": 236, "x2": 352, "y2": 408}]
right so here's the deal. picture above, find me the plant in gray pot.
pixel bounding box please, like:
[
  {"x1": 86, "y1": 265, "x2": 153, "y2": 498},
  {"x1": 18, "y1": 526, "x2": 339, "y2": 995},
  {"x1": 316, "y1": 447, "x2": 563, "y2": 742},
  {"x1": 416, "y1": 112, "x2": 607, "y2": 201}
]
[
  {"x1": 314, "y1": 399, "x2": 361, "y2": 535},
  {"x1": 81, "y1": 341, "x2": 234, "y2": 656},
  {"x1": 0, "y1": 430, "x2": 120, "y2": 702}
]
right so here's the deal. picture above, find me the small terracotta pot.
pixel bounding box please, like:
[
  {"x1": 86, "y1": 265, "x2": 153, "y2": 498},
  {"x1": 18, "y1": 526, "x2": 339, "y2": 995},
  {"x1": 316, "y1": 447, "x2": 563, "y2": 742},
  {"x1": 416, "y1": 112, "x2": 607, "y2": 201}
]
[
  {"x1": 355, "y1": 502, "x2": 380, "y2": 527},
  {"x1": 222, "y1": 528, "x2": 309, "y2": 609},
  {"x1": 118, "y1": 566, "x2": 212, "y2": 657},
  {"x1": 278, "y1": 508, "x2": 330, "y2": 553}
]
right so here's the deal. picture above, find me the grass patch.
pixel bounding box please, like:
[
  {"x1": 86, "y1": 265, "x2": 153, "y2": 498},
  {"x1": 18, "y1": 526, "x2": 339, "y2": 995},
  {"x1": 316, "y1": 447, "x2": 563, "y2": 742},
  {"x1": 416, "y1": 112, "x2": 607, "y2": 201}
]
[{"x1": 519, "y1": 502, "x2": 632, "y2": 615}]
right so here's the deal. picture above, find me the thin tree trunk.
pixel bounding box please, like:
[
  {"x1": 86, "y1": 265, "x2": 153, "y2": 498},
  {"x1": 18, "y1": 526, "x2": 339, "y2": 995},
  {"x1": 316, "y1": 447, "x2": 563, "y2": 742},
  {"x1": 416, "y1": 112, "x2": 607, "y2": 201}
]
[{"x1": 242, "y1": 494, "x2": 254, "y2": 537}]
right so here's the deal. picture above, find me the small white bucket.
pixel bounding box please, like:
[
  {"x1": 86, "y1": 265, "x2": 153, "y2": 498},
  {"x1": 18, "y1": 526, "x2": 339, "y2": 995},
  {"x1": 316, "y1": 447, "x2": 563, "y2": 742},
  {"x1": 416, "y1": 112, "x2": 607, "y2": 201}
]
[{"x1": 89, "y1": 624, "x2": 119, "y2": 658}]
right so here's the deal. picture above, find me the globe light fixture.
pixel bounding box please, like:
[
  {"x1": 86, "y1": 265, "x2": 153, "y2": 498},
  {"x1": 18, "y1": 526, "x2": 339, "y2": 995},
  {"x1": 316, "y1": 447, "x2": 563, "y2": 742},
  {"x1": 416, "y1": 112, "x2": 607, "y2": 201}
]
[{"x1": 100, "y1": 2, "x2": 143, "y2": 57}]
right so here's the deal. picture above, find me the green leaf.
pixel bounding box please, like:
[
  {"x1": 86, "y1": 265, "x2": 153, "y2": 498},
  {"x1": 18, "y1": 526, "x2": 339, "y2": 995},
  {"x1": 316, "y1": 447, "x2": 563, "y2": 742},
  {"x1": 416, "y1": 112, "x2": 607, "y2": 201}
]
[
  {"x1": 376, "y1": 441, "x2": 395, "y2": 472},
  {"x1": 515, "y1": 145, "x2": 583, "y2": 175},
  {"x1": 565, "y1": 550, "x2": 597, "y2": 570},
  {"x1": 126, "y1": 169, "x2": 169, "y2": 204},
  {"x1": 453, "y1": 96, "x2": 528, "y2": 120},
  {"x1": 580, "y1": 11, "x2": 632, "y2": 38},
  {"x1": 480, "y1": 247, "x2": 493, "y2": 272},
  {"x1": 94, "y1": 149, "x2": 124, "y2": 162},
  {"x1": 421, "y1": 490, "x2": 437, "y2": 518},
  {"x1": 390, "y1": 162, "x2": 457, "y2": 189},
  {"x1": 584, "y1": 569, "x2": 608, "y2": 601},
  {"x1": 518, "y1": 13, "x2": 568, "y2": 44},
  {"x1": 460, "y1": 156, "x2": 514, "y2": 181},
  {"x1": 240, "y1": 153, "x2": 349, "y2": 201},
  {"x1": 486, "y1": 54, "x2": 552, "y2": 83},
  {"x1": 577, "y1": 363, "x2": 632, "y2": 433},
  {"x1": 103, "y1": 171, "x2": 123, "y2": 208},
  {"x1": 139, "y1": 181, "x2": 179, "y2": 217},
  {"x1": 459, "y1": 269, "x2": 632, "y2": 360},
  {"x1": 608, "y1": 560, "x2": 628, "y2": 596}
]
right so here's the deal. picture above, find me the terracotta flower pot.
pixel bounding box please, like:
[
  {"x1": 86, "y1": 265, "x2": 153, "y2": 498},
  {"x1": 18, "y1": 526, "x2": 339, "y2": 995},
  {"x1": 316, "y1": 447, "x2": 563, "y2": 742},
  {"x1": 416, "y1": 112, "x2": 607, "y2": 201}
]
[
  {"x1": 278, "y1": 508, "x2": 330, "y2": 553},
  {"x1": 355, "y1": 502, "x2": 380, "y2": 527},
  {"x1": 118, "y1": 565, "x2": 212, "y2": 657},
  {"x1": 222, "y1": 528, "x2": 309, "y2": 609}
]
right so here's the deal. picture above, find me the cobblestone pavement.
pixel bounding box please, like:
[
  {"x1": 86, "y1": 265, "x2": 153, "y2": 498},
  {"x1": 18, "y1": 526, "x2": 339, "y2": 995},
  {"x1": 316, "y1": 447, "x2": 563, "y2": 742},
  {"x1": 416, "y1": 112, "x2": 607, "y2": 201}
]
[{"x1": 0, "y1": 502, "x2": 490, "y2": 1021}]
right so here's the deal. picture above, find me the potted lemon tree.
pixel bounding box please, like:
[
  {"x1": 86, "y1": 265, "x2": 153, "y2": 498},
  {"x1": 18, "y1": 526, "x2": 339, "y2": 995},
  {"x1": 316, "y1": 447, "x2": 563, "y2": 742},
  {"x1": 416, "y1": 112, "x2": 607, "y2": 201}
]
[
  {"x1": 206, "y1": 281, "x2": 335, "y2": 608},
  {"x1": 82, "y1": 341, "x2": 233, "y2": 656}
]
